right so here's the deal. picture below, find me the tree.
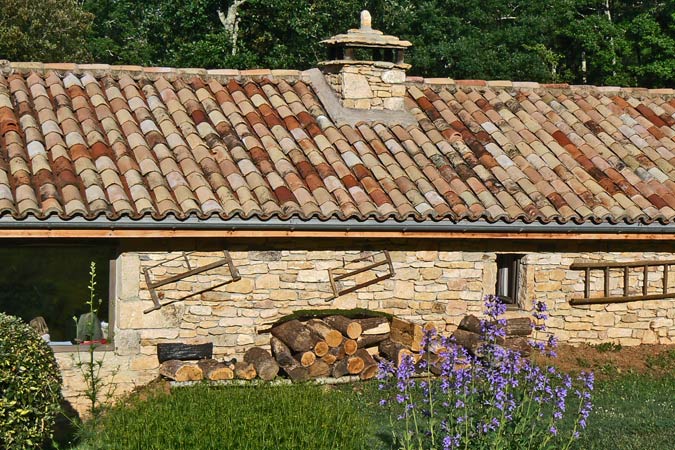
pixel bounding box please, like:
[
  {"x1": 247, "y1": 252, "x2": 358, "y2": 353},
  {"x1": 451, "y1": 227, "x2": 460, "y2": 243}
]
[{"x1": 0, "y1": 0, "x2": 93, "y2": 62}]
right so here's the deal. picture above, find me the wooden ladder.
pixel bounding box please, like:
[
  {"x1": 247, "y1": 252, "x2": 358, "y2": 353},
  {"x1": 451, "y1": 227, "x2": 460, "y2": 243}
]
[{"x1": 570, "y1": 259, "x2": 675, "y2": 305}]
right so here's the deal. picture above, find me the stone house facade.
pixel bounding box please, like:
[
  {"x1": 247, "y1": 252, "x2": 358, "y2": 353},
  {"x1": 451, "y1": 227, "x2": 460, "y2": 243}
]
[{"x1": 1, "y1": 12, "x2": 675, "y2": 414}]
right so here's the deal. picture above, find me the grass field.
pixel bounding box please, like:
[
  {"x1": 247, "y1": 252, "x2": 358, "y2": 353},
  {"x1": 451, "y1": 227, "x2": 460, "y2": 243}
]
[{"x1": 60, "y1": 369, "x2": 675, "y2": 450}]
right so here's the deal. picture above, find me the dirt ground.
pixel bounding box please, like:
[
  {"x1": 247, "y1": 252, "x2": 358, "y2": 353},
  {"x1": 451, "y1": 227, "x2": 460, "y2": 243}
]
[{"x1": 535, "y1": 343, "x2": 675, "y2": 379}]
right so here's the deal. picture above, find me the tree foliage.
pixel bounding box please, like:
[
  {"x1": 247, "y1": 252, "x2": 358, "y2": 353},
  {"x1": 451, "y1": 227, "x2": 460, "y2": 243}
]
[
  {"x1": 3, "y1": 0, "x2": 675, "y2": 87},
  {"x1": 0, "y1": 0, "x2": 93, "y2": 62}
]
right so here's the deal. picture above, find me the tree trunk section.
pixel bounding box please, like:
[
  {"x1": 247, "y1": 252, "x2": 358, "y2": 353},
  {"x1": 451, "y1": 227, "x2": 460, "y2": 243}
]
[
  {"x1": 355, "y1": 349, "x2": 378, "y2": 380},
  {"x1": 332, "y1": 356, "x2": 365, "y2": 377},
  {"x1": 458, "y1": 315, "x2": 482, "y2": 334},
  {"x1": 314, "y1": 340, "x2": 329, "y2": 357},
  {"x1": 354, "y1": 317, "x2": 390, "y2": 335},
  {"x1": 244, "y1": 347, "x2": 280, "y2": 381},
  {"x1": 305, "y1": 319, "x2": 343, "y2": 348},
  {"x1": 234, "y1": 361, "x2": 257, "y2": 380},
  {"x1": 270, "y1": 336, "x2": 310, "y2": 382},
  {"x1": 451, "y1": 329, "x2": 483, "y2": 355},
  {"x1": 308, "y1": 360, "x2": 332, "y2": 378},
  {"x1": 378, "y1": 339, "x2": 413, "y2": 366},
  {"x1": 343, "y1": 339, "x2": 358, "y2": 355},
  {"x1": 159, "y1": 360, "x2": 203, "y2": 382},
  {"x1": 296, "y1": 351, "x2": 316, "y2": 367},
  {"x1": 504, "y1": 318, "x2": 532, "y2": 336},
  {"x1": 270, "y1": 320, "x2": 321, "y2": 353},
  {"x1": 390, "y1": 317, "x2": 424, "y2": 352},
  {"x1": 197, "y1": 359, "x2": 234, "y2": 381},
  {"x1": 323, "y1": 315, "x2": 362, "y2": 339},
  {"x1": 357, "y1": 333, "x2": 390, "y2": 349}
]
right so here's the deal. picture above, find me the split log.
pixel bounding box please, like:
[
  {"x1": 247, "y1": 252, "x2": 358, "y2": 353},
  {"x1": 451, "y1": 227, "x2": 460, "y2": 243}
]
[
  {"x1": 197, "y1": 359, "x2": 234, "y2": 381},
  {"x1": 321, "y1": 345, "x2": 345, "y2": 365},
  {"x1": 244, "y1": 347, "x2": 280, "y2": 381},
  {"x1": 357, "y1": 333, "x2": 390, "y2": 349},
  {"x1": 378, "y1": 339, "x2": 414, "y2": 366},
  {"x1": 343, "y1": 339, "x2": 358, "y2": 355},
  {"x1": 157, "y1": 342, "x2": 213, "y2": 363},
  {"x1": 296, "y1": 351, "x2": 316, "y2": 367},
  {"x1": 366, "y1": 347, "x2": 379, "y2": 357},
  {"x1": 354, "y1": 317, "x2": 390, "y2": 335},
  {"x1": 458, "y1": 315, "x2": 482, "y2": 334},
  {"x1": 159, "y1": 360, "x2": 203, "y2": 382},
  {"x1": 355, "y1": 349, "x2": 378, "y2": 380},
  {"x1": 234, "y1": 361, "x2": 257, "y2": 380},
  {"x1": 308, "y1": 360, "x2": 332, "y2": 378},
  {"x1": 332, "y1": 356, "x2": 365, "y2": 378},
  {"x1": 390, "y1": 317, "x2": 424, "y2": 352},
  {"x1": 270, "y1": 320, "x2": 321, "y2": 353},
  {"x1": 323, "y1": 316, "x2": 362, "y2": 339},
  {"x1": 305, "y1": 319, "x2": 343, "y2": 348},
  {"x1": 501, "y1": 337, "x2": 532, "y2": 357},
  {"x1": 451, "y1": 329, "x2": 483, "y2": 355},
  {"x1": 270, "y1": 337, "x2": 310, "y2": 382},
  {"x1": 314, "y1": 340, "x2": 329, "y2": 357}
]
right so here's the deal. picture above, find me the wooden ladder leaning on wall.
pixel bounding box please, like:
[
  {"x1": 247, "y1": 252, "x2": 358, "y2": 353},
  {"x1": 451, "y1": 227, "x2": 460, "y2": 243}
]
[{"x1": 570, "y1": 260, "x2": 675, "y2": 306}]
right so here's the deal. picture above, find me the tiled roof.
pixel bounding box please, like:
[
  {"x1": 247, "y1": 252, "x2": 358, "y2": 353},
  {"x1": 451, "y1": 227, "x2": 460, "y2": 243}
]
[{"x1": 2, "y1": 62, "x2": 675, "y2": 225}]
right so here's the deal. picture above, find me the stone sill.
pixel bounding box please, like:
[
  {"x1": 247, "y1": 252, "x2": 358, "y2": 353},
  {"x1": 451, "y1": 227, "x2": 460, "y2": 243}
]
[{"x1": 51, "y1": 344, "x2": 113, "y2": 353}]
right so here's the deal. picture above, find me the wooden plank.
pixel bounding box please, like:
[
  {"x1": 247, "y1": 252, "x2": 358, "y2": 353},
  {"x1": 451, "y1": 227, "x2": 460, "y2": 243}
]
[
  {"x1": 584, "y1": 267, "x2": 590, "y2": 300},
  {"x1": 624, "y1": 267, "x2": 629, "y2": 296},
  {"x1": 571, "y1": 259, "x2": 675, "y2": 269},
  {"x1": 664, "y1": 265, "x2": 669, "y2": 294},
  {"x1": 157, "y1": 343, "x2": 213, "y2": 363},
  {"x1": 570, "y1": 292, "x2": 675, "y2": 306},
  {"x1": 643, "y1": 265, "x2": 649, "y2": 295},
  {"x1": 604, "y1": 267, "x2": 609, "y2": 297},
  {"x1": 6, "y1": 229, "x2": 675, "y2": 241}
]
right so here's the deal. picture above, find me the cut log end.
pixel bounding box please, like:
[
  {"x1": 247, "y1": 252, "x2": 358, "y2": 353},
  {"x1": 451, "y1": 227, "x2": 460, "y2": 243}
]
[
  {"x1": 234, "y1": 361, "x2": 257, "y2": 380},
  {"x1": 159, "y1": 360, "x2": 203, "y2": 382},
  {"x1": 314, "y1": 341, "x2": 329, "y2": 357}
]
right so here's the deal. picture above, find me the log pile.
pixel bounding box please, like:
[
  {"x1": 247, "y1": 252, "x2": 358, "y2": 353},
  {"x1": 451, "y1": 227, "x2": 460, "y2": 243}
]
[{"x1": 158, "y1": 313, "x2": 534, "y2": 383}]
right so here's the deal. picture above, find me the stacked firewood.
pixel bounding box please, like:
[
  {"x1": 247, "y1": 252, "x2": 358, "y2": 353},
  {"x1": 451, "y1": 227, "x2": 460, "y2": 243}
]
[
  {"x1": 451, "y1": 314, "x2": 533, "y2": 357},
  {"x1": 268, "y1": 315, "x2": 426, "y2": 381}
]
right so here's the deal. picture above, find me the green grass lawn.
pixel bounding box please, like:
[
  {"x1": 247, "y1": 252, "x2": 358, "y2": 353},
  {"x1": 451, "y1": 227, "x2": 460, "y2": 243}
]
[{"x1": 62, "y1": 372, "x2": 675, "y2": 450}]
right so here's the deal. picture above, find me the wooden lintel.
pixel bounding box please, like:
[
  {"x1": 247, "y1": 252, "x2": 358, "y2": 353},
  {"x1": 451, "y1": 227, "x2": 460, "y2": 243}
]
[{"x1": 4, "y1": 229, "x2": 675, "y2": 241}]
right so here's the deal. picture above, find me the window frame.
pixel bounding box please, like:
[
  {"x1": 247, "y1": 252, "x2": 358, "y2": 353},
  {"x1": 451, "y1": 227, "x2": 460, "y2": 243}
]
[{"x1": 495, "y1": 253, "x2": 524, "y2": 306}]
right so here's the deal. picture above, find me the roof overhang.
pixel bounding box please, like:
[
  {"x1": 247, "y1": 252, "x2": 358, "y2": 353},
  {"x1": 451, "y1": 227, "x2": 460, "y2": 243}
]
[{"x1": 2, "y1": 216, "x2": 675, "y2": 240}]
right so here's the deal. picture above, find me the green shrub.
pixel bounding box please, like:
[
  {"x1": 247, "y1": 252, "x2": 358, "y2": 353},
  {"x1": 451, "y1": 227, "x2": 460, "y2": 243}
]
[{"x1": 0, "y1": 312, "x2": 62, "y2": 448}]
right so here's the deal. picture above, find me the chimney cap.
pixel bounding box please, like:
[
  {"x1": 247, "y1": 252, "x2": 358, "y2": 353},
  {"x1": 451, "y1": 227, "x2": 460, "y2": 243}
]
[{"x1": 320, "y1": 10, "x2": 412, "y2": 49}]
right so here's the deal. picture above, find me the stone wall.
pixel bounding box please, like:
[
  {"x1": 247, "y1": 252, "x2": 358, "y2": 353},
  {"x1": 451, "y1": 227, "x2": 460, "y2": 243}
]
[
  {"x1": 55, "y1": 241, "x2": 675, "y2": 415},
  {"x1": 323, "y1": 62, "x2": 406, "y2": 110}
]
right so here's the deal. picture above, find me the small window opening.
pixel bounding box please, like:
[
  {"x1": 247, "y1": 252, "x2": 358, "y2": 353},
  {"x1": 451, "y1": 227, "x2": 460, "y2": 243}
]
[{"x1": 495, "y1": 254, "x2": 523, "y2": 304}]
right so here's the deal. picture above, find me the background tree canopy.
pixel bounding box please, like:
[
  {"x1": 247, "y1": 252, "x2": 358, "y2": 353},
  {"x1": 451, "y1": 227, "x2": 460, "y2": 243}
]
[{"x1": 2, "y1": 0, "x2": 675, "y2": 87}]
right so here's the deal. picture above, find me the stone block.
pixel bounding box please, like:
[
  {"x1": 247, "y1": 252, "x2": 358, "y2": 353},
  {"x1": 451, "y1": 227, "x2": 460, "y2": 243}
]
[
  {"x1": 130, "y1": 355, "x2": 159, "y2": 371},
  {"x1": 607, "y1": 327, "x2": 632, "y2": 338},
  {"x1": 117, "y1": 301, "x2": 184, "y2": 329},
  {"x1": 270, "y1": 290, "x2": 297, "y2": 301},
  {"x1": 190, "y1": 305, "x2": 212, "y2": 316},
  {"x1": 381, "y1": 69, "x2": 405, "y2": 83},
  {"x1": 255, "y1": 274, "x2": 280, "y2": 289},
  {"x1": 113, "y1": 329, "x2": 140, "y2": 356},
  {"x1": 342, "y1": 73, "x2": 372, "y2": 99},
  {"x1": 394, "y1": 280, "x2": 415, "y2": 299},
  {"x1": 117, "y1": 253, "x2": 140, "y2": 300},
  {"x1": 420, "y1": 267, "x2": 442, "y2": 280},
  {"x1": 593, "y1": 312, "x2": 616, "y2": 327},
  {"x1": 226, "y1": 278, "x2": 254, "y2": 294},
  {"x1": 383, "y1": 97, "x2": 405, "y2": 110}
]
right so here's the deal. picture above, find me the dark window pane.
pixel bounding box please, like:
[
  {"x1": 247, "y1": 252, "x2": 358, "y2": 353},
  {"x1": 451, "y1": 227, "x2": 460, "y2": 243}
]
[
  {"x1": 495, "y1": 254, "x2": 523, "y2": 304},
  {"x1": 0, "y1": 246, "x2": 112, "y2": 342}
]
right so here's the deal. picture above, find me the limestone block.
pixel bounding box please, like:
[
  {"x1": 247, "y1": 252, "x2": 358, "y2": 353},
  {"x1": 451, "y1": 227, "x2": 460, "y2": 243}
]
[
  {"x1": 381, "y1": 69, "x2": 405, "y2": 83},
  {"x1": 140, "y1": 328, "x2": 179, "y2": 340},
  {"x1": 383, "y1": 97, "x2": 405, "y2": 110},
  {"x1": 113, "y1": 329, "x2": 140, "y2": 356},
  {"x1": 565, "y1": 322, "x2": 592, "y2": 331},
  {"x1": 593, "y1": 312, "x2": 616, "y2": 327},
  {"x1": 607, "y1": 327, "x2": 632, "y2": 338},
  {"x1": 226, "y1": 278, "x2": 254, "y2": 294},
  {"x1": 130, "y1": 355, "x2": 159, "y2": 371},
  {"x1": 296, "y1": 270, "x2": 325, "y2": 283},
  {"x1": 395, "y1": 268, "x2": 420, "y2": 280},
  {"x1": 354, "y1": 99, "x2": 372, "y2": 109},
  {"x1": 650, "y1": 318, "x2": 674, "y2": 329},
  {"x1": 190, "y1": 305, "x2": 212, "y2": 316},
  {"x1": 342, "y1": 73, "x2": 373, "y2": 99},
  {"x1": 333, "y1": 293, "x2": 358, "y2": 309},
  {"x1": 420, "y1": 267, "x2": 442, "y2": 280},
  {"x1": 117, "y1": 253, "x2": 140, "y2": 301},
  {"x1": 117, "y1": 301, "x2": 184, "y2": 329},
  {"x1": 394, "y1": 280, "x2": 415, "y2": 299},
  {"x1": 218, "y1": 317, "x2": 255, "y2": 327},
  {"x1": 621, "y1": 313, "x2": 639, "y2": 323}
]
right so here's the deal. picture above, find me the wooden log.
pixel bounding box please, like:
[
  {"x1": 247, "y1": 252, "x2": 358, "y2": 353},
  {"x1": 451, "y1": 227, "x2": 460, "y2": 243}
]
[
  {"x1": 159, "y1": 360, "x2": 203, "y2": 381},
  {"x1": 314, "y1": 340, "x2": 329, "y2": 357},
  {"x1": 270, "y1": 320, "x2": 322, "y2": 353},
  {"x1": 197, "y1": 359, "x2": 234, "y2": 381},
  {"x1": 343, "y1": 339, "x2": 358, "y2": 355},
  {"x1": 355, "y1": 349, "x2": 378, "y2": 380},
  {"x1": 501, "y1": 337, "x2": 532, "y2": 357},
  {"x1": 322, "y1": 345, "x2": 346, "y2": 365},
  {"x1": 458, "y1": 315, "x2": 482, "y2": 334},
  {"x1": 357, "y1": 333, "x2": 390, "y2": 349},
  {"x1": 244, "y1": 347, "x2": 280, "y2": 381},
  {"x1": 305, "y1": 319, "x2": 343, "y2": 348},
  {"x1": 451, "y1": 329, "x2": 483, "y2": 355},
  {"x1": 354, "y1": 317, "x2": 391, "y2": 335},
  {"x1": 234, "y1": 361, "x2": 257, "y2": 380},
  {"x1": 390, "y1": 317, "x2": 424, "y2": 352},
  {"x1": 332, "y1": 356, "x2": 365, "y2": 378},
  {"x1": 378, "y1": 339, "x2": 414, "y2": 366},
  {"x1": 308, "y1": 360, "x2": 332, "y2": 378},
  {"x1": 296, "y1": 351, "x2": 316, "y2": 367},
  {"x1": 157, "y1": 343, "x2": 213, "y2": 363},
  {"x1": 321, "y1": 353, "x2": 337, "y2": 365},
  {"x1": 270, "y1": 337, "x2": 310, "y2": 382},
  {"x1": 459, "y1": 315, "x2": 532, "y2": 337},
  {"x1": 323, "y1": 316, "x2": 362, "y2": 339},
  {"x1": 504, "y1": 318, "x2": 533, "y2": 336}
]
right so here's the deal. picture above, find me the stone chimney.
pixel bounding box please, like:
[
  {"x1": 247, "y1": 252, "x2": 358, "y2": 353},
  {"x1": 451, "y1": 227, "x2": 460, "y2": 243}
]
[{"x1": 319, "y1": 10, "x2": 411, "y2": 111}]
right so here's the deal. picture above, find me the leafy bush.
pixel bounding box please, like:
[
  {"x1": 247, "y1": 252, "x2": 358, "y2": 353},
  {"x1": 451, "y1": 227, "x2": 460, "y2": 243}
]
[
  {"x1": 0, "y1": 312, "x2": 62, "y2": 448},
  {"x1": 379, "y1": 296, "x2": 594, "y2": 450}
]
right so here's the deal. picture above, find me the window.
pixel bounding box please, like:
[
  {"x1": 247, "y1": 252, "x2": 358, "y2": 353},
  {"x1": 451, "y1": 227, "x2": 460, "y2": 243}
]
[
  {"x1": 495, "y1": 254, "x2": 523, "y2": 304},
  {"x1": 0, "y1": 245, "x2": 115, "y2": 345}
]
